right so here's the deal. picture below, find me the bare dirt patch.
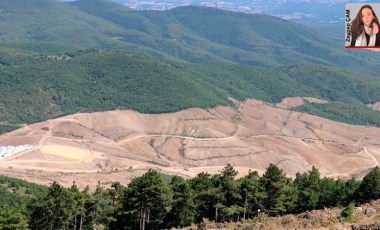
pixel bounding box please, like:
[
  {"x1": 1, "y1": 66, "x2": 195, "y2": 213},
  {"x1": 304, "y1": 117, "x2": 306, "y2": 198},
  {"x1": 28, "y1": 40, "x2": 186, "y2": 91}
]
[
  {"x1": 369, "y1": 101, "x2": 380, "y2": 111},
  {"x1": 40, "y1": 145, "x2": 94, "y2": 162},
  {"x1": 276, "y1": 97, "x2": 329, "y2": 109}
]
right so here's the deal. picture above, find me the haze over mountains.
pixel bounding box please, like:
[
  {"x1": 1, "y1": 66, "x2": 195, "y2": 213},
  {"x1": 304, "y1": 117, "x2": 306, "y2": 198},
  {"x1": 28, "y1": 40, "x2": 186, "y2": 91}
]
[
  {"x1": 58, "y1": 0, "x2": 361, "y2": 26},
  {"x1": 0, "y1": 0, "x2": 380, "y2": 187}
]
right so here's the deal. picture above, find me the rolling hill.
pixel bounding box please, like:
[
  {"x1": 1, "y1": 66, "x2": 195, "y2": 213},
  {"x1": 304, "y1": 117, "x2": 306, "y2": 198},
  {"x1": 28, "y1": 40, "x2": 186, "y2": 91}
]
[
  {"x1": 1, "y1": 50, "x2": 380, "y2": 135},
  {"x1": 0, "y1": 0, "x2": 132, "y2": 51},
  {"x1": 69, "y1": 0, "x2": 380, "y2": 71}
]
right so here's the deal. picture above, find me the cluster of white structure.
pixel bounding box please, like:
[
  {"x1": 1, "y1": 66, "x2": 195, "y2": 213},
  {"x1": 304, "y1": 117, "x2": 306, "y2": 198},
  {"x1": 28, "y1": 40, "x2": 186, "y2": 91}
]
[{"x1": 0, "y1": 145, "x2": 33, "y2": 159}]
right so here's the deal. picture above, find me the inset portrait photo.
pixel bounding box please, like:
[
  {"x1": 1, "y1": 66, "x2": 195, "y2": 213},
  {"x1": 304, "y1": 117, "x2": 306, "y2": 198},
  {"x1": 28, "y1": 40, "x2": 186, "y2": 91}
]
[{"x1": 346, "y1": 3, "x2": 380, "y2": 49}]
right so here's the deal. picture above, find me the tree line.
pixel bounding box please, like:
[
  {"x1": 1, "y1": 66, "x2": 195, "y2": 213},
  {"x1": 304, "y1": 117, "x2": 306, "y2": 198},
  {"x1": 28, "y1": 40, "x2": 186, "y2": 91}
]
[
  {"x1": 1, "y1": 164, "x2": 380, "y2": 229},
  {"x1": 1, "y1": 50, "x2": 380, "y2": 135}
]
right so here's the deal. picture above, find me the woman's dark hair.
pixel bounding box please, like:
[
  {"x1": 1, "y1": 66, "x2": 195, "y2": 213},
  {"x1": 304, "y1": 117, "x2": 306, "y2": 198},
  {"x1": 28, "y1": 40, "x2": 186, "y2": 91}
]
[{"x1": 351, "y1": 5, "x2": 380, "y2": 40}]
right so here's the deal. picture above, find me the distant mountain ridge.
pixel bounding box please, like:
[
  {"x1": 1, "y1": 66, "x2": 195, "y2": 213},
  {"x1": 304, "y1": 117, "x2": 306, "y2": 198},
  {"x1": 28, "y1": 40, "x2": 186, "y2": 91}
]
[
  {"x1": 68, "y1": 0, "x2": 364, "y2": 68},
  {"x1": 0, "y1": 0, "x2": 378, "y2": 71},
  {"x1": 66, "y1": 0, "x2": 376, "y2": 26}
]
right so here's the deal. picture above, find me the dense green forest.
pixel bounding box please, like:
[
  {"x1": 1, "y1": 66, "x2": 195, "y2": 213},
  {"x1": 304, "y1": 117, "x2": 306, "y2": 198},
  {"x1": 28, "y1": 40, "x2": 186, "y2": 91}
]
[
  {"x1": 2, "y1": 165, "x2": 380, "y2": 229},
  {"x1": 1, "y1": 0, "x2": 380, "y2": 73},
  {"x1": 68, "y1": 0, "x2": 380, "y2": 74},
  {"x1": 1, "y1": 50, "x2": 380, "y2": 134}
]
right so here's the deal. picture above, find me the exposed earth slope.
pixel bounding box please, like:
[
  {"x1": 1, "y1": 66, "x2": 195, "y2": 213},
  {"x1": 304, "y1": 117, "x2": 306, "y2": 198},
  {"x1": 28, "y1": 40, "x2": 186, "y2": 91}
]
[{"x1": 1, "y1": 98, "x2": 379, "y2": 188}]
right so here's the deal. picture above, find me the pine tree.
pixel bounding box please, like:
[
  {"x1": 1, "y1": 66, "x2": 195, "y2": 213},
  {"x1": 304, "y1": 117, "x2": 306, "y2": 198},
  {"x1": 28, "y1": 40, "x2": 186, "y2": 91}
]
[
  {"x1": 190, "y1": 172, "x2": 223, "y2": 222},
  {"x1": 355, "y1": 166, "x2": 380, "y2": 204},
  {"x1": 69, "y1": 183, "x2": 86, "y2": 230},
  {"x1": 260, "y1": 164, "x2": 291, "y2": 216},
  {"x1": 293, "y1": 166, "x2": 321, "y2": 211},
  {"x1": 217, "y1": 164, "x2": 241, "y2": 207},
  {"x1": 29, "y1": 182, "x2": 76, "y2": 230},
  {"x1": 116, "y1": 170, "x2": 170, "y2": 230},
  {"x1": 85, "y1": 183, "x2": 116, "y2": 229},
  {"x1": 0, "y1": 206, "x2": 28, "y2": 230},
  {"x1": 165, "y1": 176, "x2": 195, "y2": 228},
  {"x1": 238, "y1": 170, "x2": 266, "y2": 219}
]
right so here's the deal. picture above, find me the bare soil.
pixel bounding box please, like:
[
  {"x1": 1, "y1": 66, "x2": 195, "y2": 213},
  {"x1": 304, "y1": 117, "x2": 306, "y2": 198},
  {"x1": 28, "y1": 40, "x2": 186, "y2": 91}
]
[
  {"x1": 276, "y1": 97, "x2": 329, "y2": 109},
  {"x1": 369, "y1": 101, "x2": 380, "y2": 111},
  {"x1": 0, "y1": 98, "x2": 379, "y2": 189}
]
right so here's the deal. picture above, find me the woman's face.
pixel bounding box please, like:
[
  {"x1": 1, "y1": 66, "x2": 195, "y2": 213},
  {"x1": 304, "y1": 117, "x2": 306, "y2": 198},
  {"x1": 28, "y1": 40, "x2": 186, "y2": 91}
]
[{"x1": 362, "y1": 7, "x2": 375, "y2": 26}]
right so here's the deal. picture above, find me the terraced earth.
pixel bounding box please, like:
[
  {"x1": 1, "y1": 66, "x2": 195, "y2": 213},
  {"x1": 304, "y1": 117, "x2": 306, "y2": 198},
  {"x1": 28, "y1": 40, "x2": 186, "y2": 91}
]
[{"x1": 0, "y1": 98, "x2": 379, "y2": 189}]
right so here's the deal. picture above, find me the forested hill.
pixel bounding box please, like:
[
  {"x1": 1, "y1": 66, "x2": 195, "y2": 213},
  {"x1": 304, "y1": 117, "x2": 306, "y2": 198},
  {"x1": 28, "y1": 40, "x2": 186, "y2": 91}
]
[
  {"x1": 1, "y1": 50, "x2": 380, "y2": 134},
  {"x1": 0, "y1": 0, "x2": 131, "y2": 52},
  {"x1": 0, "y1": 0, "x2": 379, "y2": 133},
  {"x1": 0, "y1": 0, "x2": 379, "y2": 72},
  {"x1": 69, "y1": 0, "x2": 380, "y2": 72}
]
